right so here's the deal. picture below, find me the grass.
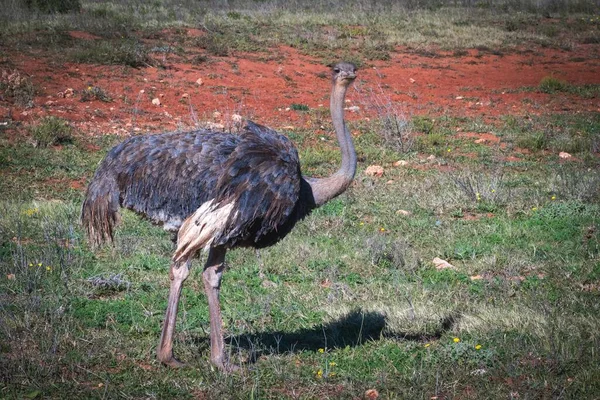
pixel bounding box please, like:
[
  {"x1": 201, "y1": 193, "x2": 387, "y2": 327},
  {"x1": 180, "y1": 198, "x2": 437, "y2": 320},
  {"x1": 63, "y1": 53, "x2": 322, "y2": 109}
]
[
  {"x1": 28, "y1": 116, "x2": 74, "y2": 148},
  {"x1": 1, "y1": 0, "x2": 599, "y2": 64},
  {"x1": 1, "y1": 0, "x2": 600, "y2": 398},
  {"x1": 1, "y1": 111, "x2": 599, "y2": 398}
]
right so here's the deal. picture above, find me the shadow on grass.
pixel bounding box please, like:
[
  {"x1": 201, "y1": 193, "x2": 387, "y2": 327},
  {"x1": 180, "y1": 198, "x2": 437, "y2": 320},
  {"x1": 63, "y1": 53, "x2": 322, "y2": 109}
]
[{"x1": 221, "y1": 309, "x2": 459, "y2": 361}]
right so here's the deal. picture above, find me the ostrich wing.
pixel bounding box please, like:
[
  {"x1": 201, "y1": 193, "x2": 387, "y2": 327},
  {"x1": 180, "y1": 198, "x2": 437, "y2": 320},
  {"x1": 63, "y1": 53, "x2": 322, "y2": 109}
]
[
  {"x1": 173, "y1": 122, "x2": 304, "y2": 261},
  {"x1": 100, "y1": 130, "x2": 239, "y2": 231}
]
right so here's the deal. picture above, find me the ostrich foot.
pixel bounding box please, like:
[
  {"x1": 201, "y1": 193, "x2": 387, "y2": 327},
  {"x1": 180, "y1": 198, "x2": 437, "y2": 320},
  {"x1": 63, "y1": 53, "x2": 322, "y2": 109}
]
[
  {"x1": 160, "y1": 355, "x2": 187, "y2": 369},
  {"x1": 213, "y1": 358, "x2": 240, "y2": 373},
  {"x1": 157, "y1": 346, "x2": 186, "y2": 368}
]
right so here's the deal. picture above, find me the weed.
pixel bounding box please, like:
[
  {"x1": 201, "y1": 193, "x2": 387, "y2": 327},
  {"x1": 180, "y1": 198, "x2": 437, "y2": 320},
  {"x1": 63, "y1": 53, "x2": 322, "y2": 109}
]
[
  {"x1": 358, "y1": 82, "x2": 414, "y2": 153},
  {"x1": 539, "y1": 76, "x2": 569, "y2": 94},
  {"x1": 80, "y1": 85, "x2": 112, "y2": 102},
  {"x1": 451, "y1": 169, "x2": 507, "y2": 208},
  {"x1": 70, "y1": 39, "x2": 154, "y2": 68},
  {"x1": 516, "y1": 130, "x2": 548, "y2": 151},
  {"x1": 366, "y1": 235, "x2": 419, "y2": 272},
  {"x1": 28, "y1": 116, "x2": 74, "y2": 148},
  {"x1": 552, "y1": 165, "x2": 600, "y2": 202},
  {"x1": 24, "y1": 0, "x2": 80, "y2": 13},
  {"x1": 1, "y1": 69, "x2": 35, "y2": 108},
  {"x1": 290, "y1": 103, "x2": 310, "y2": 111}
]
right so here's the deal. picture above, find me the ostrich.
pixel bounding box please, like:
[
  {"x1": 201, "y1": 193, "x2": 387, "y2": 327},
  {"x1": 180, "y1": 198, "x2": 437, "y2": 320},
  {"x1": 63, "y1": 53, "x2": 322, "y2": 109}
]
[{"x1": 81, "y1": 62, "x2": 358, "y2": 371}]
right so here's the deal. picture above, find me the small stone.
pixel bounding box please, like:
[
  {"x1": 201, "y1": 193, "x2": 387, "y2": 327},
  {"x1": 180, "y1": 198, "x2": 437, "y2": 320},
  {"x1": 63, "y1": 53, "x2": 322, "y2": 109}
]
[
  {"x1": 344, "y1": 105, "x2": 360, "y2": 112},
  {"x1": 393, "y1": 160, "x2": 409, "y2": 167},
  {"x1": 455, "y1": 96, "x2": 464, "y2": 100},
  {"x1": 181, "y1": 93, "x2": 189, "y2": 99},
  {"x1": 432, "y1": 257, "x2": 457, "y2": 270},
  {"x1": 559, "y1": 151, "x2": 572, "y2": 159},
  {"x1": 151, "y1": 98, "x2": 161, "y2": 106},
  {"x1": 365, "y1": 165, "x2": 384, "y2": 177},
  {"x1": 365, "y1": 389, "x2": 379, "y2": 400},
  {"x1": 231, "y1": 114, "x2": 243, "y2": 123},
  {"x1": 196, "y1": 78, "x2": 204, "y2": 86},
  {"x1": 427, "y1": 154, "x2": 436, "y2": 161},
  {"x1": 396, "y1": 209, "x2": 411, "y2": 216}
]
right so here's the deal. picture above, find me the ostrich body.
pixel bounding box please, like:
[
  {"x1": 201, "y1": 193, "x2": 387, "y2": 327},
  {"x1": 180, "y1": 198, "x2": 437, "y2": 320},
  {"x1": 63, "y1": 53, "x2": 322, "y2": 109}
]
[{"x1": 81, "y1": 62, "x2": 357, "y2": 371}]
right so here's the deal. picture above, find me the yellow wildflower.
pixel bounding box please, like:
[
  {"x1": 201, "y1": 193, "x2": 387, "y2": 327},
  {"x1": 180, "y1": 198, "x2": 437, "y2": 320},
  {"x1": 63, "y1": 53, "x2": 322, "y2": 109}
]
[
  {"x1": 46, "y1": 266, "x2": 52, "y2": 272},
  {"x1": 453, "y1": 337, "x2": 460, "y2": 343},
  {"x1": 318, "y1": 348, "x2": 324, "y2": 353},
  {"x1": 424, "y1": 343, "x2": 431, "y2": 348},
  {"x1": 551, "y1": 195, "x2": 556, "y2": 200},
  {"x1": 316, "y1": 369, "x2": 323, "y2": 378},
  {"x1": 329, "y1": 361, "x2": 337, "y2": 367},
  {"x1": 475, "y1": 344, "x2": 482, "y2": 350}
]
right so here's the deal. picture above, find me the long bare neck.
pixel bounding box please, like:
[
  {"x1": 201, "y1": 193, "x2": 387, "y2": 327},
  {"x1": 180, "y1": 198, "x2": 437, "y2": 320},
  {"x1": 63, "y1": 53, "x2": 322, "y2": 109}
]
[{"x1": 308, "y1": 80, "x2": 357, "y2": 207}]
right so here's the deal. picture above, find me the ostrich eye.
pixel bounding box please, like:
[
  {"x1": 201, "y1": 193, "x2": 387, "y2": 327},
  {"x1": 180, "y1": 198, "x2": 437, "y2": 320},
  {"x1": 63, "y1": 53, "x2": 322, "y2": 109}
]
[{"x1": 333, "y1": 68, "x2": 340, "y2": 73}]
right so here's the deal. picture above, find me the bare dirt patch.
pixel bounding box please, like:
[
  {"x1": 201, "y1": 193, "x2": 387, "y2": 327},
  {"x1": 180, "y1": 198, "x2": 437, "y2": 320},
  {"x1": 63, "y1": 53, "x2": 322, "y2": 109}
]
[{"x1": 2, "y1": 42, "x2": 599, "y2": 139}]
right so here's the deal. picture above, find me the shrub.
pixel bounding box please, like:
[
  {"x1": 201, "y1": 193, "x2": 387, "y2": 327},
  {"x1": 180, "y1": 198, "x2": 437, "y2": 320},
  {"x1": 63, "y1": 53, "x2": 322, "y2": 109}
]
[
  {"x1": 1, "y1": 69, "x2": 35, "y2": 107},
  {"x1": 539, "y1": 76, "x2": 569, "y2": 94},
  {"x1": 24, "y1": 0, "x2": 81, "y2": 13},
  {"x1": 80, "y1": 86, "x2": 112, "y2": 102},
  {"x1": 29, "y1": 116, "x2": 74, "y2": 148},
  {"x1": 71, "y1": 40, "x2": 154, "y2": 68}
]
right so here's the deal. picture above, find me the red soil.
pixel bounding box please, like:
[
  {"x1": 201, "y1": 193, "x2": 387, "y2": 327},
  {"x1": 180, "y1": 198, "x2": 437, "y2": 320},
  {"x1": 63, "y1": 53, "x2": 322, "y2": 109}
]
[{"x1": 2, "y1": 36, "x2": 599, "y2": 142}]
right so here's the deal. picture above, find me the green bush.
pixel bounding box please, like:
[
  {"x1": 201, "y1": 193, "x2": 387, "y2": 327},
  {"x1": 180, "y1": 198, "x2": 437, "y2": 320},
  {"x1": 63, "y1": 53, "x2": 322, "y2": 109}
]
[
  {"x1": 29, "y1": 116, "x2": 74, "y2": 148},
  {"x1": 539, "y1": 76, "x2": 569, "y2": 94},
  {"x1": 24, "y1": 0, "x2": 81, "y2": 13},
  {"x1": 70, "y1": 40, "x2": 154, "y2": 68}
]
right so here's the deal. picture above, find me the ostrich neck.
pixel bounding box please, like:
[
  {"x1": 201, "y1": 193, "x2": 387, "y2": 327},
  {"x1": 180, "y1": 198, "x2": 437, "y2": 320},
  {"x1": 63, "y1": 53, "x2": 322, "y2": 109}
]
[{"x1": 308, "y1": 82, "x2": 357, "y2": 207}]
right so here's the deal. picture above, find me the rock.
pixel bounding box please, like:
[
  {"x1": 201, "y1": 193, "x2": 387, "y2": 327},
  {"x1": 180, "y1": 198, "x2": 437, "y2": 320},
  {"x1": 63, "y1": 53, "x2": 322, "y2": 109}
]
[
  {"x1": 231, "y1": 114, "x2": 243, "y2": 123},
  {"x1": 396, "y1": 209, "x2": 411, "y2": 216},
  {"x1": 364, "y1": 389, "x2": 379, "y2": 400},
  {"x1": 151, "y1": 98, "x2": 161, "y2": 106},
  {"x1": 432, "y1": 257, "x2": 457, "y2": 270},
  {"x1": 427, "y1": 154, "x2": 436, "y2": 161},
  {"x1": 559, "y1": 152, "x2": 572, "y2": 159},
  {"x1": 196, "y1": 78, "x2": 204, "y2": 86},
  {"x1": 365, "y1": 165, "x2": 384, "y2": 177},
  {"x1": 394, "y1": 160, "x2": 409, "y2": 167},
  {"x1": 344, "y1": 105, "x2": 360, "y2": 112}
]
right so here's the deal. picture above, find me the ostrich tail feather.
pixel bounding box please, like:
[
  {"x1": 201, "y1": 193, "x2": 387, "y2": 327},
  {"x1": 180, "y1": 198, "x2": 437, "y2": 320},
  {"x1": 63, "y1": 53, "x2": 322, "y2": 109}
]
[{"x1": 81, "y1": 178, "x2": 121, "y2": 248}]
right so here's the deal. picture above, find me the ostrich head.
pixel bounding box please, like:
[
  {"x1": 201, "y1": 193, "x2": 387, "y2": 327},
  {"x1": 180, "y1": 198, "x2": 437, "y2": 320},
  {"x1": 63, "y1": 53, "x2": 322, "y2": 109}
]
[{"x1": 332, "y1": 62, "x2": 357, "y2": 85}]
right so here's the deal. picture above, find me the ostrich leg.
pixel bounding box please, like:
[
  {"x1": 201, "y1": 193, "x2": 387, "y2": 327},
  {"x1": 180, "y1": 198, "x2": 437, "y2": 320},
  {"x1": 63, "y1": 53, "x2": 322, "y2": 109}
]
[
  {"x1": 157, "y1": 260, "x2": 190, "y2": 367},
  {"x1": 201, "y1": 247, "x2": 237, "y2": 371}
]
